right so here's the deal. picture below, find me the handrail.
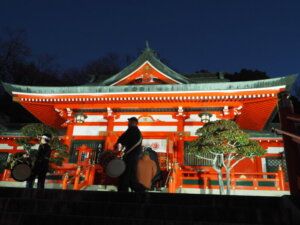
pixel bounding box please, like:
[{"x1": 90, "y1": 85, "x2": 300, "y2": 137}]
[
  {"x1": 164, "y1": 169, "x2": 172, "y2": 188},
  {"x1": 178, "y1": 169, "x2": 288, "y2": 191},
  {"x1": 67, "y1": 164, "x2": 94, "y2": 184},
  {"x1": 286, "y1": 114, "x2": 300, "y2": 122},
  {"x1": 272, "y1": 127, "x2": 300, "y2": 141},
  {"x1": 62, "y1": 164, "x2": 95, "y2": 190},
  {"x1": 181, "y1": 171, "x2": 280, "y2": 176}
]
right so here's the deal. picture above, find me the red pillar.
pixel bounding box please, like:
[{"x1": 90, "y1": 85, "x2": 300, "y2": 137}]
[
  {"x1": 104, "y1": 110, "x2": 118, "y2": 150},
  {"x1": 64, "y1": 123, "x2": 74, "y2": 151},
  {"x1": 176, "y1": 114, "x2": 186, "y2": 166}
]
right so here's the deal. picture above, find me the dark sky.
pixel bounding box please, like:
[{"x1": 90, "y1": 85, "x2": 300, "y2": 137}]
[{"x1": 1, "y1": 0, "x2": 300, "y2": 77}]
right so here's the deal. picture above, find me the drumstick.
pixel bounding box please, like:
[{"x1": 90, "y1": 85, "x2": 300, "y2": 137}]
[{"x1": 120, "y1": 147, "x2": 126, "y2": 159}]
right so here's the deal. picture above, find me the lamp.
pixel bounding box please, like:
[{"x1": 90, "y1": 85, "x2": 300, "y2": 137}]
[
  {"x1": 74, "y1": 113, "x2": 87, "y2": 123},
  {"x1": 198, "y1": 112, "x2": 212, "y2": 123}
]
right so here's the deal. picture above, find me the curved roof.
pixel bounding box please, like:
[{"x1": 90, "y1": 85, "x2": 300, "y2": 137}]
[
  {"x1": 99, "y1": 44, "x2": 191, "y2": 85},
  {"x1": 2, "y1": 74, "x2": 298, "y2": 95}
]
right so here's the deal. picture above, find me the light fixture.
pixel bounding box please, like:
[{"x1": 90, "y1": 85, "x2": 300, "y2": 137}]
[
  {"x1": 198, "y1": 112, "x2": 213, "y2": 123},
  {"x1": 74, "y1": 113, "x2": 87, "y2": 123}
]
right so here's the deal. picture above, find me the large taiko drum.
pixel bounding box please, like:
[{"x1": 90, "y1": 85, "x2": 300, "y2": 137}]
[
  {"x1": 98, "y1": 151, "x2": 126, "y2": 178},
  {"x1": 11, "y1": 162, "x2": 32, "y2": 182}
]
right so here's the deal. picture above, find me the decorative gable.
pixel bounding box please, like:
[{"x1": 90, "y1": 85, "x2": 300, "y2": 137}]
[
  {"x1": 112, "y1": 61, "x2": 182, "y2": 86},
  {"x1": 100, "y1": 42, "x2": 191, "y2": 86}
]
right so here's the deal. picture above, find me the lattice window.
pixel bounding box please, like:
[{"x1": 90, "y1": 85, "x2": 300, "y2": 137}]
[
  {"x1": 266, "y1": 156, "x2": 288, "y2": 181},
  {"x1": 0, "y1": 152, "x2": 9, "y2": 173},
  {"x1": 184, "y1": 151, "x2": 217, "y2": 166},
  {"x1": 184, "y1": 142, "x2": 221, "y2": 166}
]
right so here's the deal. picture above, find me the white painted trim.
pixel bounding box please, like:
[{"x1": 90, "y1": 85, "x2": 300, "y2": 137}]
[
  {"x1": 151, "y1": 115, "x2": 177, "y2": 122},
  {"x1": 114, "y1": 126, "x2": 178, "y2": 132},
  {"x1": 261, "y1": 157, "x2": 267, "y2": 179},
  {"x1": 85, "y1": 115, "x2": 107, "y2": 122},
  {"x1": 184, "y1": 125, "x2": 203, "y2": 136},
  {"x1": 12, "y1": 85, "x2": 286, "y2": 97},
  {"x1": 114, "y1": 115, "x2": 140, "y2": 122},
  {"x1": 0, "y1": 144, "x2": 14, "y2": 150},
  {"x1": 73, "y1": 126, "x2": 107, "y2": 136},
  {"x1": 185, "y1": 114, "x2": 202, "y2": 122},
  {"x1": 179, "y1": 188, "x2": 290, "y2": 196},
  {"x1": 267, "y1": 147, "x2": 284, "y2": 154},
  {"x1": 113, "y1": 126, "x2": 128, "y2": 131},
  {"x1": 261, "y1": 158, "x2": 267, "y2": 173},
  {"x1": 110, "y1": 61, "x2": 182, "y2": 86},
  {"x1": 16, "y1": 144, "x2": 39, "y2": 150}
]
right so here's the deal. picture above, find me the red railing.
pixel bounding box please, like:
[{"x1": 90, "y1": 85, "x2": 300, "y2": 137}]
[
  {"x1": 1, "y1": 166, "x2": 78, "y2": 183},
  {"x1": 167, "y1": 166, "x2": 288, "y2": 193},
  {"x1": 62, "y1": 164, "x2": 96, "y2": 190}
]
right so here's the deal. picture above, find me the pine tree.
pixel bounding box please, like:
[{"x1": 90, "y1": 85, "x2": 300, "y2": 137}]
[
  {"x1": 13, "y1": 123, "x2": 69, "y2": 172},
  {"x1": 188, "y1": 120, "x2": 265, "y2": 195}
]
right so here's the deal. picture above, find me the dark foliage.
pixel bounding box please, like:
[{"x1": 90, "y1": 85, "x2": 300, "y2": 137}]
[{"x1": 225, "y1": 69, "x2": 269, "y2": 81}]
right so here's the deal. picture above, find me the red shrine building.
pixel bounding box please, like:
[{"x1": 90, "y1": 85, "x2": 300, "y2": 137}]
[{"x1": 0, "y1": 44, "x2": 297, "y2": 195}]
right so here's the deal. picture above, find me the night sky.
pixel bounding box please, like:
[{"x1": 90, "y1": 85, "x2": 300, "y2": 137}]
[{"x1": 1, "y1": 0, "x2": 300, "y2": 77}]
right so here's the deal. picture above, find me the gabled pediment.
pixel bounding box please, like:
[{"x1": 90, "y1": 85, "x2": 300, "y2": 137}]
[
  {"x1": 112, "y1": 61, "x2": 182, "y2": 86},
  {"x1": 100, "y1": 43, "x2": 191, "y2": 86}
]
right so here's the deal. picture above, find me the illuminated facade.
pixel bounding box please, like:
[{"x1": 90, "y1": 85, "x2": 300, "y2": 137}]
[{"x1": 0, "y1": 44, "x2": 297, "y2": 194}]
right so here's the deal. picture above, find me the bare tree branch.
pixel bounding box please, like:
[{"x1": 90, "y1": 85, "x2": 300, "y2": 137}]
[{"x1": 195, "y1": 155, "x2": 214, "y2": 161}]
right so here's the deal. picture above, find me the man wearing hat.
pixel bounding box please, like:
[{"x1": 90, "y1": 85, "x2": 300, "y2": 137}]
[
  {"x1": 114, "y1": 117, "x2": 144, "y2": 192},
  {"x1": 26, "y1": 133, "x2": 52, "y2": 189}
]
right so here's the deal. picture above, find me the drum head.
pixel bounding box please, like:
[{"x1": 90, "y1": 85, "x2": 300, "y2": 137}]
[
  {"x1": 105, "y1": 159, "x2": 126, "y2": 178},
  {"x1": 11, "y1": 163, "x2": 32, "y2": 182}
]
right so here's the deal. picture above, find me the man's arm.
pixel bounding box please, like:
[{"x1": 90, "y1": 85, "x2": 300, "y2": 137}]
[{"x1": 116, "y1": 129, "x2": 131, "y2": 147}]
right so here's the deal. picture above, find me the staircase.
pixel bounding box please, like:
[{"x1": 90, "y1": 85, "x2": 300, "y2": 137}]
[{"x1": 0, "y1": 187, "x2": 299, "y2": 225}]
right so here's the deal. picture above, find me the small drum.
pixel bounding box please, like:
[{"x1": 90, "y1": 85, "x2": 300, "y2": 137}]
[
  {"x1": 98, "y1": 151, "x2": 126, "y2": 178},
  {"x1": 11, "y1": 162, "x2": 32, "y2": 182}
]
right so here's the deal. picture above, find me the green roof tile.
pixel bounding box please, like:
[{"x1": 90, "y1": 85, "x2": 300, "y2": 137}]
[{"x1": 2, "y1": 74, "x2": 297, "y2": 95}]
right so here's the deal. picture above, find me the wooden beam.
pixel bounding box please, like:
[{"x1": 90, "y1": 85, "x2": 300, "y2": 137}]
[
  {"x1": 287, "y1": 114, "x2": 300, "y2": 123},
  {"x1": 272, "y1": 128, "x2": 300, "y2": 142}
]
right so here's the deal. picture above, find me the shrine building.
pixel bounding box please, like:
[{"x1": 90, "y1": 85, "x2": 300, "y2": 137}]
[{"x1": 0, "y1": 43, "x2": 297, "y2": 195}]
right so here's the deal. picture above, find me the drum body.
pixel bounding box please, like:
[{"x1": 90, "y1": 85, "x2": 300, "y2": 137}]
[
  {"x1": 11, "y1": 162, "x2": 32, "y2": 182},
  {"x1": 98, "y1": 151, "x2": 125, "y2": 177}
]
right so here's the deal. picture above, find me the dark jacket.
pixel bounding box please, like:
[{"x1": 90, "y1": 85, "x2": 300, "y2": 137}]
[
  {"x1": 33, "y1": 143, "x2": 51, "y2": 172},
  {"x1": 117, "y1": 126, "x2": 142, "y2": 155}
]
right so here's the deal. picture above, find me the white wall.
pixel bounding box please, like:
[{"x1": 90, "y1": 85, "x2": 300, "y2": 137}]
[{"x1": 73, "y1": 126, "x2": 107, "y2": 136}]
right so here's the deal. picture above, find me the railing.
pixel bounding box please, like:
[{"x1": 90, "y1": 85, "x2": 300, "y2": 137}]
[
  {"x1": 1, "y1": 166, "x2": 78, "y2": 183},
  {"x1": 172, "y1": 168, "x2": 288, "y2": 192},
  {"x1": 167, "y1": 162, "x2": 183, "y2": 193},
  {"x1": 62, "y1": 164, "x2": 95, "y2": 190}
]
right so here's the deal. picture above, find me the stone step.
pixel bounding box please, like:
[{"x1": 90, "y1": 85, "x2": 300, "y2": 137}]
[
  {"x1": 0, "y1": 187, "x2": 281, "y2": 208},
  {"x1": 0, "y1": 187, "x2": 299, "y2": 225},
  {"x1": 0, "y1": 197, "x2": 283, "y2": 224},
  {"x1": 0, "y1": 212, "x2": 264, "y2": 225}
]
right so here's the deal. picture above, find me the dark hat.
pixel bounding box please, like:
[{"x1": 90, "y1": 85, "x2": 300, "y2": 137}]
[{"x1": 128, "y1": 117, "x2": 138, "y2": 122}]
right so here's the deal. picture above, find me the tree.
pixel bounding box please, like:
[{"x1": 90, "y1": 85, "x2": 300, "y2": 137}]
[
  {"x1": 0, "y1": 28, "x2": 31, "y2": 83},
  {"x1": 188, "y1": 120, "x2": 265, "y2": 195},
  {"x1": 225, "y1": 69, "x2": 269, "y2": 81},
  {"x1": 8, "y1": 123, "x2": 69, "y2": 173}
]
